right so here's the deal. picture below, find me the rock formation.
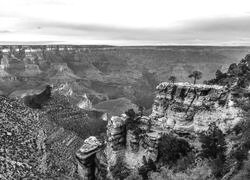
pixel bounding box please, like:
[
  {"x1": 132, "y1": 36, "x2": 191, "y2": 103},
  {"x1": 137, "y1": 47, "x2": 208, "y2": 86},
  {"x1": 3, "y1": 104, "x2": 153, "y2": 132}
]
[
  {"x1": 77, "y1": 94, "x2": 93, "y2": 110},
  {"x1": 24, "y1": 85, "x2": 52, "y2": 109},
  {"x1": 2, "y1": 77, "x2": 246, "y2": 179},
  {"x1": 0, "y1": 87, "x2": 107, "y2": 179},
  {"x1": 151, "y1": 82, "x2": 242, "y2": 134},
  {"x1": 21, "y1": 64, "x2": 42, "y2": 77},
  {"x1": 75, "y1": 81, "x2": 246, "y2": 179},
  {"x1": 0, "y1": 56, "x2": 17, "y2": 81},
  {"x1": 1, "y1": 55, "x2": 25, "y2": 76},
  {"x1": 76, "y1": 136, "x2": 103, "y2": 180},
  {"x1": 48, "y1": 63, "x2": 80, "y2": 83},
  {"x1": 0, "y1": 65, "x2": 16, "y2": 81}
]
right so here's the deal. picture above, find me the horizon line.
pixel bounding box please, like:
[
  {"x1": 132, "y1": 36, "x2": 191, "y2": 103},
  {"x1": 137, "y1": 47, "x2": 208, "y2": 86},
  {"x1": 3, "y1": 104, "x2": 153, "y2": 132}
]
[{"x1": 0, "y1": 42, "x2": 250, "y2": 47}]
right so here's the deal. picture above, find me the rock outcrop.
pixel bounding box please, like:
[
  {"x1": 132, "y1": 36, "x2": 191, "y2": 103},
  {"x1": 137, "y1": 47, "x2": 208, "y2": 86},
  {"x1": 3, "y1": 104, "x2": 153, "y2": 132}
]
[
  {"x1": 151, "y1": 82, "x2": 243, "y2": 134},
  {"x1": 77, "y1": 94, "x2": 93, "y2": 110},
  {"x1": 0, "y1": 66, "x2": 16, "y2": 81},
  {"x1": 76, "y1": 136, "x2": 103, "y2": 180},
  {"x1": 76, "y1": 114, "x2": 159, "y2": 179},
  {"x1": 75, "y1": 81, "x2": 245, "y2": 179},
  {"x1": 21, "y1": 64, "x2": 42, "y2": 77},
  {"x1": 48, "y1": 63, "x2": 80, "y2": 83},
  {"x1": 24, "y1": 85, "x2": 52, "y2": 109},
  {"x1": 0, "y1": 93, "x2": 88, "y2": 179},
  {"x1": 1, "y1": 55, "x2": 25, "y2": 76},
  {"x1": 107, "y1": 115, "x2": 127, "y2": 151}
]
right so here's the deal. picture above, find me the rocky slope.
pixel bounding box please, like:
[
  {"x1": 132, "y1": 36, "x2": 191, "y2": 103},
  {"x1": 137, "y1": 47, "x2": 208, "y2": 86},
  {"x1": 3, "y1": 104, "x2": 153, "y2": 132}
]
[
  {"x1": 0, "y1": 96, "x2": 46, "y2": 179},
  {"x1": 0, "y1": 87, "x2": 107, "y2": 179}
]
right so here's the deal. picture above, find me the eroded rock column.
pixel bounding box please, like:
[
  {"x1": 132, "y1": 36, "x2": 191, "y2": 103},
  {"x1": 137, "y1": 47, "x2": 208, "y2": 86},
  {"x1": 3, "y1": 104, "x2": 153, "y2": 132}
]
[
  {"x1": 141, "y1": 131, "x2": 161, "y2": 161},
  {"x1": 76, "y1": 136, "x2": 102, "y2": 180},
  {"x1": 107, "y1": 115, "x2": 126, "y2": 151}
]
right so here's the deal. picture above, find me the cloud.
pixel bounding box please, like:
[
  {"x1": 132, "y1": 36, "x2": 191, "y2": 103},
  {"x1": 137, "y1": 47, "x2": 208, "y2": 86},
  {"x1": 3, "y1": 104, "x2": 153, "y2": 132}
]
[
  {"x1": 0, "y1": 30, "x2": 11, "y2": 33},
  {"x1": 12, "y1": 15, "x2": 250, "y2": 45},
  {"x1": 1, "y1": 13, "x2": 250, "y2": 45},
  {"x1": 1, "y1": 0, "x2": 250, "y2": 45},
  {"x1": 182, "y1": 16, "x2": 250, "y2": 33}
]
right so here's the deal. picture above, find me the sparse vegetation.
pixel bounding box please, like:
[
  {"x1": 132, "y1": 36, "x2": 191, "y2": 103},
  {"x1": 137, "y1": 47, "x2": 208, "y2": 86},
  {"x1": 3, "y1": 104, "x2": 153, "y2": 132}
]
[
  {"x1": 158, "y1": 134, "x2": 192, "y2": 165},
  {"x1": 138, "y1": 156, "x2": 157, "y2": 179},
  {"x1": 110, "y1": 156, "x2": 131, "y2": 180},
  {"x1": 200, "y1": 123, "x2": 226, "y2": 160},
  {"x1": 138, "y1": 106, "x2": 144, "y2": 116},
  {"x1": 125, "y1": 108, "x2": 136, "y2": 119},
  {"x1": 232, "y1": 155, "x2": 250, "y2": 180},
  {"x1": 149, "y1": 164, "x2": 214, "y2": 180},
  {"x1": 188, "y1": 71, "x2": 202, "y2": 84},
  {"x1": 125, "y1": 173, "x2": 143, "y2": 180},
  {"x1": 199, "y1": 123, "x2": 227, "y2": 178},
  {"x1": 169, "y1": 76, "x2": 177, "y2": 84}
]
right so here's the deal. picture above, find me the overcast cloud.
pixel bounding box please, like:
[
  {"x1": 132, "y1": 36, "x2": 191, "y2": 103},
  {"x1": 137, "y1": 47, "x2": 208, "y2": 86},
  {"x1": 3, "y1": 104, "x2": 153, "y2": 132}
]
[{"x1": 0, "y1": 0, "x2": 250, "y2": 45}]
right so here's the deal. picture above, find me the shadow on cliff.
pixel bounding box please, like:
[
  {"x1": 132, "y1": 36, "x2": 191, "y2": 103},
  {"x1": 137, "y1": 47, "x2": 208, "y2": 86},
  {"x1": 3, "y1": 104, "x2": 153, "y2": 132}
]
[{"x1": 24, "y1": 85, "x2": 52, "y2": 109}]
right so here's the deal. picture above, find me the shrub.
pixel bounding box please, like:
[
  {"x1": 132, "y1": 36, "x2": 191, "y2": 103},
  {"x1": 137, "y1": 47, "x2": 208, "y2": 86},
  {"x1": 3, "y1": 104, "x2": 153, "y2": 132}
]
[
  {"x1": 158, "y1": 134, "x2": 192, "y2": 165},
  {"x1": 232, "y1": 155, "x2": 250, "y2": 180},
  {"x1": 125, "y1": 173, "x2": 143, "y2": 180},
  {"x1": 149, "y1": 163, "x2": 214, "y2": 180},
  {"x1": 232, "y1": 146, "x2": 248, "y2": 167},
  {"x1": 173, "y1": 152, "x2": 196, "y2": 172},
  {"x1": 210, "y1": 155, "x2": 226, "y2": 178},
  {"x1": 199, "y1": 123, "x2": 226, "y2": 160},
  {"x1": 138, "y1": 156, "x2": 157, "y2": 179},
  {"x1": 199, "y1": 123, "x2": 227, "y2": 178},
  {"x1": 231, "y1": 111, "x2": 250, "y2": 169},
  {"x1": 110, "y1": 157, "x2": 130, "y2": 180},
  {"x1": 242, "y1": 112, "x2": 250, "y2": 149},
  {"x1": 125, "y1": 109, "x2": 136, "y2": 119}
]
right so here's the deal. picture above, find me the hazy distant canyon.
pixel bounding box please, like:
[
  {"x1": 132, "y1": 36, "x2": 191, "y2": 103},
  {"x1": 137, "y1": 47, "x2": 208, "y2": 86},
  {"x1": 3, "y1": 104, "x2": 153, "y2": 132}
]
[{"x1": 0, "y1": 46, "x2": 250, "y2": 109}]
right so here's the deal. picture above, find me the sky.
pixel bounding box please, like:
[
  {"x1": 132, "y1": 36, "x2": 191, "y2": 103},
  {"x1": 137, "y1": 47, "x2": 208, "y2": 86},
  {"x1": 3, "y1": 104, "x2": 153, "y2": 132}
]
[{"x1": 1, "y1": 0, "x2": 250, "y2": 45}]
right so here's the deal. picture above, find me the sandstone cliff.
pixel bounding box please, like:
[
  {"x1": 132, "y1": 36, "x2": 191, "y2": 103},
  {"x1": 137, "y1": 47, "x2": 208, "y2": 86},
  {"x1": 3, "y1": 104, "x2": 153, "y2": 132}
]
[
  {"x1": 151, "y1": 82, "x2": 242, "y2": 134},
  {"x1": 76, "y1": 81, "x2": 247, "y2": 179}
]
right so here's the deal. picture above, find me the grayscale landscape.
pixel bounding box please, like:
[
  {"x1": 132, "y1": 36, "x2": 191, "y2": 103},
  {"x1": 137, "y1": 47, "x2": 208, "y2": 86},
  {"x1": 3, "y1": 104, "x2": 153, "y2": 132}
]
[{"x1": 1, "y1": 0, "x2": 250, "y2": 180}]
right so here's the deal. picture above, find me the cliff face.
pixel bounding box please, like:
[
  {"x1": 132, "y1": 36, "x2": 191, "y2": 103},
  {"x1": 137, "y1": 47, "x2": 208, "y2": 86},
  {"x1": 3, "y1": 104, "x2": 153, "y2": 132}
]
[
  {"x1": 151, "y1": 82, "x2": 243, "y2": 134},
  {"x1": 76, "y1": 82, "x2": 246, "y2": 179},
  {"x1": 1, "y1": 56, "x2": 25, "y2": 76},
  {"x1": 21, "y1": 64, "x2": 42, "y2": 77},
  {"x1": 1, "y1": 80, "x2": 246, "y2": 179}
]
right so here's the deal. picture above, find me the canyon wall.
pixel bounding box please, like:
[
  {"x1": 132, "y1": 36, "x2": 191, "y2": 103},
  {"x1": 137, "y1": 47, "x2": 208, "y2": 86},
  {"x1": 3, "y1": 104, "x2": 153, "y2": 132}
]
[
  {"x1": 76, "y1": 82, "x2": 245, "y2": 179},
  {"x1": 151, "y1": 82, "x2": 243, "y2": 134}
]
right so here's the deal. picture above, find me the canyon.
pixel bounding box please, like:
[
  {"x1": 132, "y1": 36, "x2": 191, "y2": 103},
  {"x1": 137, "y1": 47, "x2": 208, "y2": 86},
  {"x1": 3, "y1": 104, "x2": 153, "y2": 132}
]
[{"x1": 1, "y1": 46, "x2": 250, "y2": 179}]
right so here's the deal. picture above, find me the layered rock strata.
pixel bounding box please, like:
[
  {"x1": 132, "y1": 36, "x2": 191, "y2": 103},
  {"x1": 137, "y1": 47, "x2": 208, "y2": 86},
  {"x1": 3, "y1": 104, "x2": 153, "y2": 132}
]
[
  {"x1": 151, "y1": 82, "x2": 242, "y2": 134},
  {"x1": 76, "y1": 82, "x2": 245, "y2": 179},
  {"x1": 107, "y1": 115, "x2": 127, "y2": 151},
  {"x1": 76, "y1": 136, "x2": 103, "y2": 180}
]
